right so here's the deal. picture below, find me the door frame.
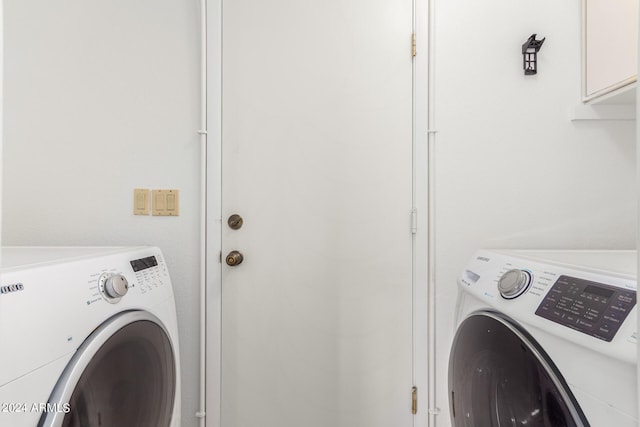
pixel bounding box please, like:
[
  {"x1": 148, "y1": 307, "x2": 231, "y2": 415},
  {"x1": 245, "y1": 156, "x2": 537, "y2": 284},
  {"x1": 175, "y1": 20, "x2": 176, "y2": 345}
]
[{"x1": 204, "y1": 1, "x2": 430, "y2": 425}]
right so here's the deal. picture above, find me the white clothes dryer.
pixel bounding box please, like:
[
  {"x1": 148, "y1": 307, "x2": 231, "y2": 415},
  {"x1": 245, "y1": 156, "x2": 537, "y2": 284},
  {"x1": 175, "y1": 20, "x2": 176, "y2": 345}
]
[
  {"x1": 449, "y1": 249, "x2": 637, "y2": 427},
  {"x1": 0, "y1": 246, "x2": 181, "y2": 427}
]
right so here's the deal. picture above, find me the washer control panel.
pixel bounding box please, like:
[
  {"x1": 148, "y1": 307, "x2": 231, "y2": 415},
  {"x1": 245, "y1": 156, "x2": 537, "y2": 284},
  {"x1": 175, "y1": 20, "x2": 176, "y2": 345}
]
[
  {"x1": 458, "y1": 249, "x2": 637, "y2": 361},
  {"x1": 86, "y1": 252, "x2": 169, "y2": 306},
  {"x1": 130, "y1": 255, "x2": 169, "y2": 294},
  {"x1": 535, "y1": 275, "x2": 636, "y2": 342}
]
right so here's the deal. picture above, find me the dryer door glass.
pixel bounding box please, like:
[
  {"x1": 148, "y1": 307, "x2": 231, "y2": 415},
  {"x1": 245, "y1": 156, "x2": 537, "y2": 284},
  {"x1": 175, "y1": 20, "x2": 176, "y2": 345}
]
[
  {"x1": 448, "y1": 312, "x2": 589, "y2": 427},
  {"x1": 40, "y1": 314, "x2": 176, "y2": 427}
]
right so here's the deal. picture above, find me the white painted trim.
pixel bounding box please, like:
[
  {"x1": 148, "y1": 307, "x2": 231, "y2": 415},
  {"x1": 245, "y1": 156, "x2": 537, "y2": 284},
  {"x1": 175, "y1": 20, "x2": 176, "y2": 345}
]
[
  {"x1": 580, "y1": 0, "x2": 587, "y2": 103},
  {"x1": 413, "y1": 0, "x2": 430, "y2": 426},
  {"x1": 636, "y1": 0, "x2": 640, "y2": 418},
  {"x1": 425, "y1": 0, "x2": 439, "y2": 425},
  {"x1": 0, "y1": 0, "x2": 3, "y2": 251},
  {"x1": 198, "y1": 0, "x2": 208, "y2": 425},
  {"x1": 205, "y1": 0, "x2": 222, "y2": 426}
]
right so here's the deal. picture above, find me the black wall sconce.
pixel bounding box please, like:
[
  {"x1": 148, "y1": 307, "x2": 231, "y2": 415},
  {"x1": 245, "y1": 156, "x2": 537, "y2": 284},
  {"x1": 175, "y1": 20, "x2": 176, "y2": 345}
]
[{"x1": 522, "y1": 34, "x2": 545, "y2": 75}]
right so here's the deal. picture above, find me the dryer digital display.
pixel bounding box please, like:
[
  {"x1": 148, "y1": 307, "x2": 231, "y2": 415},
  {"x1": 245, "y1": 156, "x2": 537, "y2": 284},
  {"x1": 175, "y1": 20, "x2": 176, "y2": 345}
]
[
  {"x1": 535, "y1": 275, "x2": 636, "y2": 342},
  {"x1": 130, "y1": 256, "x2": 159, "y2": 272}
]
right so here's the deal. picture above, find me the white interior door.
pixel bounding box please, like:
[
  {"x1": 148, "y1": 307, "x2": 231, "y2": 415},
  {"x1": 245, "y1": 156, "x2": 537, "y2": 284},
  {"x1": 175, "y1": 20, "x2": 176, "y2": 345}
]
[{"x1": 221, "y1": 1, "x2": 414, "y2": 426}]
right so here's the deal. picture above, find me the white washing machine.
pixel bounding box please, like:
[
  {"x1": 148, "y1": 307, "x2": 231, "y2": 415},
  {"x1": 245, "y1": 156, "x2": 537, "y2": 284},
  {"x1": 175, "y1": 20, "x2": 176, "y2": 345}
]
[
  {"x1": 449, "y1": 249, "x2": 637, "y2": 427},
  {"x1": 0, "y1": 246, "x2": 181, "y2": 427}
]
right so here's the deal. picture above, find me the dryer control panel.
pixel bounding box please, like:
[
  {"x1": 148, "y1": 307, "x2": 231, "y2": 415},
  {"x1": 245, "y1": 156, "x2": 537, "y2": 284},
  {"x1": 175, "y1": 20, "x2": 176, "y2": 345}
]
[{"x1": 535, "y1": 275, "x2": 636, "y2": 342}]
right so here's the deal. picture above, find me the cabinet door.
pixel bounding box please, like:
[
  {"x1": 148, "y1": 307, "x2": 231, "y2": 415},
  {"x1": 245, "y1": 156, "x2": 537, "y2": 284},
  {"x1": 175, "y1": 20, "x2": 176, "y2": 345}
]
[{"x1": 583, "y1": 0, "x2": 638, "y2": 101}]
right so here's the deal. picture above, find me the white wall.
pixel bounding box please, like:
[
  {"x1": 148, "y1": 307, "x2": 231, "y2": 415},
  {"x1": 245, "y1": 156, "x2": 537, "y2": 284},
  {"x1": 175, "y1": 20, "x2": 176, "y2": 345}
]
[
  {"x1": 2, "y1": 1, "x2": 202, "y2": 425},
  {"x1": 432, "y1": 0, "x2": 636, "y2": 424}
]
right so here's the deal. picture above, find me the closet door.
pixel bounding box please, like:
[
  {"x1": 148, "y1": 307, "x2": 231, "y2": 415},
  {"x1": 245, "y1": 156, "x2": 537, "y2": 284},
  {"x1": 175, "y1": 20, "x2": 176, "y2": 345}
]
[{"x1": 220, "y1": 1, "x2": 415, "y2": 426}]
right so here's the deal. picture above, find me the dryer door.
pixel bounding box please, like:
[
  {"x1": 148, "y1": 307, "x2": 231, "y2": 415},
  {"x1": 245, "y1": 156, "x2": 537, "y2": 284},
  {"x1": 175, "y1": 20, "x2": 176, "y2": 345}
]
[
  {"x1": 39, "y1": 310, "x2": 176, "y2": 427},
  {"x1": 448, "y1": 311, "x2": 589, "y2": 427}
]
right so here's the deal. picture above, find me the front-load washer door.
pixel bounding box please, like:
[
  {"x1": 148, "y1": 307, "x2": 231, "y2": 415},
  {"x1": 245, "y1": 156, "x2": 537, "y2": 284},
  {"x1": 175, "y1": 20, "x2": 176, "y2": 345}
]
[
  {"x1": 39, "y1": 310, "x2": 176, "y2": 427},
  {"x1": 448, "y1": 311, "x2": 589, "y2": 427}
]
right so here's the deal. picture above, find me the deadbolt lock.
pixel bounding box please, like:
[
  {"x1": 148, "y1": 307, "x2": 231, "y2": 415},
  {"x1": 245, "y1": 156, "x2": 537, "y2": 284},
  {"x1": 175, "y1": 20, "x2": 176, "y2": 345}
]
[
  {"x1": 226, "y1": 250, "x2": 244, "y2": 267},
  {"x1": 228, "y1": 214, "x2": 244, "y2": 230}
]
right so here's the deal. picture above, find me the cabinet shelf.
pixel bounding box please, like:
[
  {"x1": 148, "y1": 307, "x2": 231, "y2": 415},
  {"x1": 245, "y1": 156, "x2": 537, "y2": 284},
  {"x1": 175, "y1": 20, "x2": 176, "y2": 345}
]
[{"x1": 570, "y1": 101, "x2": 636, "y2": 121}]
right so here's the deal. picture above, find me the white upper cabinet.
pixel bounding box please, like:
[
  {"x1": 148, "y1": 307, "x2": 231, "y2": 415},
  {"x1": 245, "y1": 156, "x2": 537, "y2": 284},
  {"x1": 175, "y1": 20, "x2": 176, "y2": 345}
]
[{"x1": 582, "y1": 0, "x2": 638, "y2": 103}]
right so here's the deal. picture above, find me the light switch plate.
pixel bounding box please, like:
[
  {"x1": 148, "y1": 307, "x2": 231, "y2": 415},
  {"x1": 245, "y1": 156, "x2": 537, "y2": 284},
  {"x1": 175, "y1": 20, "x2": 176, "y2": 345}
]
[
  {"x1": 133, "y1": 189, "x2": 150, "y2": 215},
  {"x1": 152, "y1": 189, "x2": 180, "y2": 216}
]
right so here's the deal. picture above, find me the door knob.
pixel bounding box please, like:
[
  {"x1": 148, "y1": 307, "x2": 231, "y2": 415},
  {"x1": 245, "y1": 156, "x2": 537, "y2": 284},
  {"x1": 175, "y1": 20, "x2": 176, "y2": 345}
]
[{"x1": 225, "y1": 250, "x2": 244, "y2": 266}]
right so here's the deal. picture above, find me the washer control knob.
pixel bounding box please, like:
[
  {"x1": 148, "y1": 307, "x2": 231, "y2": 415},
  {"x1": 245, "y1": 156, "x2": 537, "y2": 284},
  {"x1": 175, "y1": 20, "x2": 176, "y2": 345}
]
[
  {"x1": 498, "y1": 269, "x2": 531, "y2": 299},
  {"x1": 104, "y1": 274, "x2": 129, "y2": 299}
]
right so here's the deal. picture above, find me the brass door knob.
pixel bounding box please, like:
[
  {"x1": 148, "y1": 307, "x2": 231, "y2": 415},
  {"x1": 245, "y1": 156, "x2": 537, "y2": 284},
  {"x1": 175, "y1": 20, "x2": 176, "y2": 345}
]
[
  {"x1": 226, "y1": 250, "x2": 244, "y2": 266},
  {"x1": 228, "y1": 214, "x2": 244, "y2": 230}
]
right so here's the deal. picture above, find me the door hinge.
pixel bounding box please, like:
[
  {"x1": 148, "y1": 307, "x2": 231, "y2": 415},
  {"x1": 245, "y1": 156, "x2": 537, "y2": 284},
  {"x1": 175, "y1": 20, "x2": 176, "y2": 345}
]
[
  {"x1": 411, "y1": 386, "x2": 418, "y2": 414},
  {"x1": 411, "y1": 33, "x2": 416, "y2": 57},
  {"x1": 411, "y1": 208, "x2": 418, "y2": 234}
]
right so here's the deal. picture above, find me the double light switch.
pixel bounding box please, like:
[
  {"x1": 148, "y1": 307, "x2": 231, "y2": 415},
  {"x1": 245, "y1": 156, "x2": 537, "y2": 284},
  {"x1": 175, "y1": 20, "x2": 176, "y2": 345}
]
[{"x1": 134, "y1": 189, "x2": 180, "y2": 216}]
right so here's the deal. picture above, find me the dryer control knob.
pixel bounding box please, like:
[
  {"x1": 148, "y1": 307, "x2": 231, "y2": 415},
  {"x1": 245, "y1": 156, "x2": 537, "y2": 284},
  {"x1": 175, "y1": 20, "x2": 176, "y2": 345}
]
[
  {"x1": 104, "y1": 274, "x2": 129, "y2": 299},
  {"x1": 498, "y1": 269, "x2": 531, "y2": 299}
]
